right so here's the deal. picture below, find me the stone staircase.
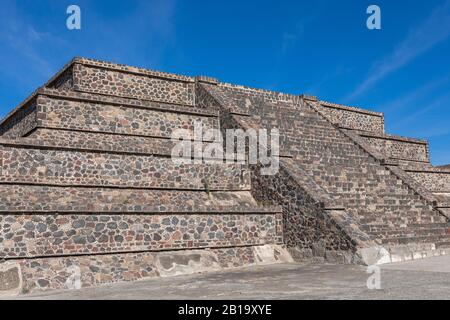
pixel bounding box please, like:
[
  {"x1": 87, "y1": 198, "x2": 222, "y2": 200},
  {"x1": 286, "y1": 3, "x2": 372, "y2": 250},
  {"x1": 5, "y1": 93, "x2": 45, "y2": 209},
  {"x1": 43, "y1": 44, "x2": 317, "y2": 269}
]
[
  {"x1": 199, "y1": 81, "x2": 450, "y2": 264},
  {"x1": 0, "y1": 57, "x2": 449, "y2": 295}
]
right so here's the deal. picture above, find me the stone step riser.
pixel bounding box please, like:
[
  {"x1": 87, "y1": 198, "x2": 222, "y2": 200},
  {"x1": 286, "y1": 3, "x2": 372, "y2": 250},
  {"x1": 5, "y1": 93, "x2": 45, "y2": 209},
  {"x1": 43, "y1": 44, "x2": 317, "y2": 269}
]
[
  {"x1": 63, "y1": 61, "x2": 197, "y2": 105},
  {"x1": 0, "y1": 186, "x2": 263, "y2": 213},
  {"x1": 407, "y1": 171, "x2": 450, "y2": 193},
  {"x1": 0, "y1": 212, "x2": 283, "y2": 259},
  {"x1": 381, "y1": 235, "x2": 448, "y2": 245},
  {"x1": 362, "y1": 223, "x2": 449, "y2": 232},
  {"x1": 36, "y1": 94, "x2": 218, "y2": 140},
  {"x1": 360, "y1": 217, "x2": 444, "y2": 226},
  {"x1": 357, "y1": 134, "x2": 429, "y2": 164},
  {"x1": 370, "y1": 229, "x2": 449, "y2": 238},
  {"x1": 0, "y1": 144, "x2": 250, "y2": 191},
  {"x1": 26, "y1": 128, "x2": 234, "y2": 159},
  {"x1": 315, "y1": 103, "x2": 384, "y2": 134}
]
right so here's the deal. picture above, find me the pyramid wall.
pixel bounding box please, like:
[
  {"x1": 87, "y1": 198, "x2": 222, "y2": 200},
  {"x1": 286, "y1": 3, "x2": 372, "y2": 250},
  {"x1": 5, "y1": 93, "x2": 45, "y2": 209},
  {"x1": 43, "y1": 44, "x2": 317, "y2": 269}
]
[{"x1": 0, "y1": 57, "x2": 449, "y2": 295}]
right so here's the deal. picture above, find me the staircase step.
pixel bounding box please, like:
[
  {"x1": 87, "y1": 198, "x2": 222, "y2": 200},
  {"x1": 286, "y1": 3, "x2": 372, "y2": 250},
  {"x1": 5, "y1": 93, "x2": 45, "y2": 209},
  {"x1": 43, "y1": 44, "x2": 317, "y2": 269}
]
[
  {"x1": 370, "y1": 228, "x2": 448, "y2": 238},
  {"x1": 362, "y1": 223, "x2": 449, "y2": 232},
  {"x1": 360, "y1": 216, "x2": 440, "y2": 225},
  {"x1": 381, "y1": 235, "x2": 449, "y2": 245},
  {"x1": 376, "y1": 243, "x2": 450, "y2": 264},
  {"x1": 436, "y1": 241, "x2": 450, "y2": 248}
]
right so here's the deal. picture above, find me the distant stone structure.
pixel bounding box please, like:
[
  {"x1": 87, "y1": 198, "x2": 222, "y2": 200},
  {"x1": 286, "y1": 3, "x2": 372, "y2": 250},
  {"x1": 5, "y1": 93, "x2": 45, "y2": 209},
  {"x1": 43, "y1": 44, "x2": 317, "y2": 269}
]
[{"x1": 0, "y1": 58, "x2": 449, "y2": 295}]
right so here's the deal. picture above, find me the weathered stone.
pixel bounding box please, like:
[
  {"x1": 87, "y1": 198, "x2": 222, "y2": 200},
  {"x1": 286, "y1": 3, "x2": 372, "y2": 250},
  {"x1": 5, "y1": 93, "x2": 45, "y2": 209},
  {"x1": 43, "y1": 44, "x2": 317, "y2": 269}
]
[
  {"x1": 0, "y1": 263, "x2": 22, "y2": 296},
  {"x1": 0, "y1": 57, "x2": 447, "y2": 296}
]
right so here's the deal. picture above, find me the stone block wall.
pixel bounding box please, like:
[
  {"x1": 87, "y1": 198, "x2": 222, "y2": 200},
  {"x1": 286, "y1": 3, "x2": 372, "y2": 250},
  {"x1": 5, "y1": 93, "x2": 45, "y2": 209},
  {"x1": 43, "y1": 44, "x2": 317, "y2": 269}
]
[
  {"x1": 0, "y1": 212, "x2": 281, "y2": 259},
  {"x1": 317, "y1": 101, "x2": 385, "y2": 133},
  {"x1": 0, "y1": 99, "x2": 37, "y2": 138},
  {"x1": 36, "y1": 94, "x2": 216, "y2": 139},
  {"x1": 47, "y1": 58, "x2": 196, "y2": 105},
  {"x1": 353, "y1": 131, "x2": 430, "y2": 163},
  {"x1": 0, "y1": 91, "x2": 216, "y2": 142},
  {"x1": 22, "y1": 129, "x2": 231, "y2": 163},
  {"x1": 26, "y1": 129, "x2": 178, "y2": 155},
  {"x1": 12, "y1": 244, "x2": 290, "y2": 293},
  {"x1": 405, "y1": 169, "x2": 450, "y2": 193},
  {"x1": 0, "y1": 185, "x2": 262, "y2": 213},
  {"x1": 47, "y1": 65, "x2": 73, "y2": 90},
  {"x1": 75, "y1": 64, "x2": 195, "y2": 105},
  {"x1": 0, "y1": 141, "x2": 249, "y2": 190},
  {"x1": 215, "y1": 83, "x2": 300, "y2": 115}
]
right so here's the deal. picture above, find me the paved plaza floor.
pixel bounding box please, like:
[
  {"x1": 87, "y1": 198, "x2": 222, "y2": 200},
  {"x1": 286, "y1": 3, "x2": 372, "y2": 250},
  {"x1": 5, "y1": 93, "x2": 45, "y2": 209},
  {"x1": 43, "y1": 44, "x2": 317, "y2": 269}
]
[{"x1": 11, "y1": 255, "x2": 450, "y2": 300}]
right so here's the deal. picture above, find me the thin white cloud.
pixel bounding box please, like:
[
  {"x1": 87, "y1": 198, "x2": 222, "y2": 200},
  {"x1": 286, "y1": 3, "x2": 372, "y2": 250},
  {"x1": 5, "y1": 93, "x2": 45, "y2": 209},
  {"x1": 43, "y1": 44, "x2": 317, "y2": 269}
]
[
  {"x1": 0, "y1": 1, "x2": 68, "y2": 80},
  {"x1": 280, "y1": 17, "x2": 316, "y2": 55},
  {"x1": 379, "y1": 75, "x2": 450, "y2": 112},
  {"x1": 421, "y1": 125, "x2": 450, "y2": 138},
  {"x1": 347, "y1": 0, "x2": 450, "y2": 101},
  {"x1": 391, "y1": 92, "x2": 450, "y2": 130},
  {"x1": 304, "y1": 65, "x2": 353, "y2": 95}
]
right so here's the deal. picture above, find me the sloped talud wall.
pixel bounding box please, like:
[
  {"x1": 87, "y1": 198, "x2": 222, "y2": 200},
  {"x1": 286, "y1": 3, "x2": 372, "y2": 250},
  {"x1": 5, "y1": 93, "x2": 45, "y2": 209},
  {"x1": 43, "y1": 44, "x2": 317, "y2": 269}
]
[
  {"x1": 48, "y1": 58, "x2": 196, "y2": 106},
  {"x1": 0, "y1": 212, "x2": 281, "y2": 259},
  {"x1": 196, "y1": 83, "x2": 378, "y2": 263},
  {"x1": 0, "y1": 142, "x2": 249, "y2": 191},
  {"x1": 2, "y1": 244, "x2": 291, "y2": 294}
]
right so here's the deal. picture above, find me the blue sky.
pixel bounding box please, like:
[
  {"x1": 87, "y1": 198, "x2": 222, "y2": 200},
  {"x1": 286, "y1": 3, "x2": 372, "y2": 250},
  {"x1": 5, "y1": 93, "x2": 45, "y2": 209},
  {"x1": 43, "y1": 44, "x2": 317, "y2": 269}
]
[{"x1": 0, "y1": 0, "x2": 449, "y2": 165}]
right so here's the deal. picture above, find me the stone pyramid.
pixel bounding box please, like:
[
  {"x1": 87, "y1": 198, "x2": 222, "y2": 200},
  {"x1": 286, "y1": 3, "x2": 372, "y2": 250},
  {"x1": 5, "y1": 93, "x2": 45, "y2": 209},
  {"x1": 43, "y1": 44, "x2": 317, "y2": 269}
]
[{"x1": 0, "y1": 58, "x2": 448, "y2": 295}]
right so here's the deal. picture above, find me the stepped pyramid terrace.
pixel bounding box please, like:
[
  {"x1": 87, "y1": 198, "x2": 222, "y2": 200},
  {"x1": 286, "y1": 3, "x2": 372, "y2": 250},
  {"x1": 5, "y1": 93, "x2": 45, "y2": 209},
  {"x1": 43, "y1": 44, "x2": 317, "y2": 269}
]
[{"x1": 0, "y1": 57, "x2": 449, "y2": 295}]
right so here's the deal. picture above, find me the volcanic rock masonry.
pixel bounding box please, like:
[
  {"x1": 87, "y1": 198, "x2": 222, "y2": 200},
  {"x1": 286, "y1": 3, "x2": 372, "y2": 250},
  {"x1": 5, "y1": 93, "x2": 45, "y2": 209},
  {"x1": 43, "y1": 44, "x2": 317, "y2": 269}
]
[{"x1": 0, "y1": 57, "x2": 449, "y2": 295}]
